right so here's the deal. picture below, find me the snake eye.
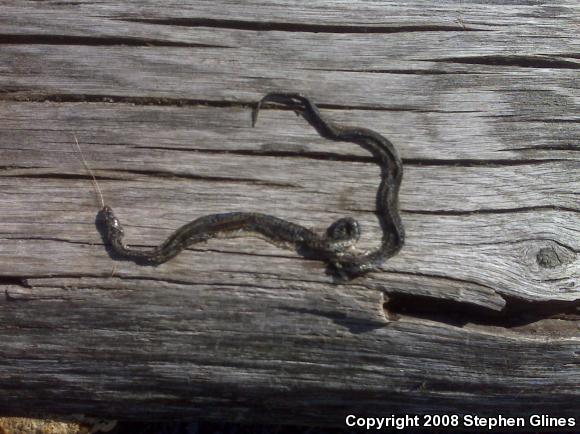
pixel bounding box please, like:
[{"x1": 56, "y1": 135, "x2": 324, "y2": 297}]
[{"x1": 326, "y1": 217, "x2": 361, "y2": 243}]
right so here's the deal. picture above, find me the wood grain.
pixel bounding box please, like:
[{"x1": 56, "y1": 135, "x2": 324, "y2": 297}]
[{"x1": 0, "y1": 0, "x2": 578, "y2": 425}]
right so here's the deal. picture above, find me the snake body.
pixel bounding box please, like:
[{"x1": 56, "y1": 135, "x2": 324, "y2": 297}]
[
  {"x1": 100, "y1": 93, "x2": 404, "y2": 278},
  {"x1": 102, "y1": 207, "x2": 361, "y2": 265}
]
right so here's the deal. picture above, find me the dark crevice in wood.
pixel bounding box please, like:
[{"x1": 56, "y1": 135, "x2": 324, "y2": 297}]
[
  {"x1": 0, "y1": 34, "x2": 231, "y2": 48},
  {"x1": 0, "y1": 93, "x2": 256, "y2": 108},
  {"x1": 403, "y1": 158, "x2": 565, "y2": 166},
  {"x1": 406, "y1": 205, "x2": 579, "y2": 216},
  {"x1": 503, "y1": 118, "x2": 580, "y2": 124},
  {"x1": 118, "y1": 168, "x2": 298, "y2": 188},
  {"x1": 256, "y1": 101, "x2": 477, "y2": 114},
  {"x1": 430, "y1": 54, "x2": 580, "y2": 69},
  {"x1": 505, "y1": 145, "x2": 580, "y2": 151},
  {"x1": 122, "y1": 18, "x2": 484, "y2": 33},
  {"x1": 302, "y1": 67, "x2": 475, "y2": 75},
  {"x1": 384, "y1": 293, "x2": 579, "y2": 328},
  {"x1": 485, "y1": 113, "x2": 577, "y2": 120},
  {"x1": 134, "y1": 146, "x2": 565, "y2": 167},
  {"x1": 0, "y1": 92, "x2": 430, "y2": 113},
  {"x1": 0, "y1": 276, "x2": 30, "y2": 288},
  {"x1": 134, "y1": 145, "x2": 376, "y2": 163},
  {"x1": 0, "y1": 92, "x2": 480, "y2": 114}
]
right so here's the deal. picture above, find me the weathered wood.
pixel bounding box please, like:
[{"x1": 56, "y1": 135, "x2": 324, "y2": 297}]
[{"x1": 0, "y1": 0, "x2": 578, "y2": 426}]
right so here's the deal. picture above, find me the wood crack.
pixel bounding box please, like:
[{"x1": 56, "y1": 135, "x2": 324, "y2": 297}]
[
  {"x1": 0, "y1": 93, "x2": 256, "y2": 108},
  {"x1": 133, "y1": 145, "x2": 376, "y2": 164},
  {"x1": 405, "y1": 205, "x2": 580, "y2": 216},
  {"x1": 491, "y1": 118, "x2": 580, "y2": 124},
  {"x1": 0, "y1": 92, "x2": 483, "y2": 114},
  {"x1": 0, "y1": 92, "x2": 485, "y2": 114},
  {"x1": 133, "y1": 147, "x2": 567, "y2": 167},
  {"x1": 0, "y1": 34, "x2": 232, "y2": 49},
  {"x1": 505, "y1": 145, "x2": 580, "y2": 151},
  {"x1": 301, "y1": 67, "x2": 476, "y2": 75},
  {"x1": 403, "y1": 158, "x2": 566, "y2": 166},
  {"x1": 0, "y1": 276, "x2": 30, "y2": 288},
  {"x1": 121, "y1": 18, "x2": 485, "y2": 33},
  {"x1": 384, "y1": 292, "x2": 579, "y2": 328},
  {"x1": 428, "y1": 54, "x2": 580, "y2": 69},
  {"x1": 0, "y1": 92, "x2": 428, "y2": 112},
  {"x1": 118, "y1": 168, "x2": 298, "y2": 188}
]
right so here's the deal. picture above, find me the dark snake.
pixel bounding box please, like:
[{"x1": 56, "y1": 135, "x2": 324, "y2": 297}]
[{"x1": 99, "y1": 93, "x2": 404, "y2": 278}]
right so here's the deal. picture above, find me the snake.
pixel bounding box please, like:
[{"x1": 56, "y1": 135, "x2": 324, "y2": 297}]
[{"x1": 99, "y1": 92, "x2": 404, "y2": 278}]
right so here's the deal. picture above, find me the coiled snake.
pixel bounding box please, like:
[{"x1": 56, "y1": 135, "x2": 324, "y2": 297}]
[{"x1": 99, "y1": 93, "x2": 404, "y2": 278}]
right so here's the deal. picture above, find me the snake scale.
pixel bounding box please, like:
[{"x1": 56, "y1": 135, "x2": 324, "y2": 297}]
[{"x1": 99, "y1": 93, "x2": 404, "y2": 278}]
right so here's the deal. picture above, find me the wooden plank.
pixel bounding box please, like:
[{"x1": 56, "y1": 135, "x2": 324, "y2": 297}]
[
  {"x1": 0, "y1": 0, "x2": 578, "y2": 425},
  {"x1": 1, "y1": 102, "x2": 577, "y2": 304}
]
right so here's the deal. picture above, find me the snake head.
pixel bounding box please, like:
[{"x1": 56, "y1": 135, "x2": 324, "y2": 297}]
[{"x1": 98, "y1": 205, "x2": 124, "y2": 237}]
